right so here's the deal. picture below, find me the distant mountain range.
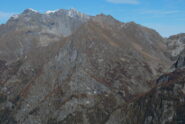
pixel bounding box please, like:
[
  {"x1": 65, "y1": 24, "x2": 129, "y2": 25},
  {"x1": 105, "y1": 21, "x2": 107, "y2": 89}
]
[{"x1": 0, "y1": 9, "x2": 184, "y2": 124}]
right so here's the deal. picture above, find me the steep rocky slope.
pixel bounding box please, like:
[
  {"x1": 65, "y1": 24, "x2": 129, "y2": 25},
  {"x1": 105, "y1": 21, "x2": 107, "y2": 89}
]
[
  {"x1": 106, "y1": 55, "x2": 185, "y2": 124},
  {"x1": 106, "y1": 68, "x2": 185, "y2": 124},
  {"x1": 166, "y1": 33, "x2": 185, "y2": 61},
  {"x1": 0, "y1": 9, "x2": 173, "y2": 124},
  {"x1": 171, "y1": 51, "x2": 185, "y2": 71}
]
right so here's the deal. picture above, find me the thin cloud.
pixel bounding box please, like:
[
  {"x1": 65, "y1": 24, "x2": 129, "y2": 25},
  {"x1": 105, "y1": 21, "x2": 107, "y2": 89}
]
[
  {"x1": 140, "y1": 10, "x2": 181, "y2": 15},
  {"x1": 106, "y1": 0, "x2": 139, "y2": 4},
  {"x1": 0, "y1": 11, "x2": 14, "y2": 19}
]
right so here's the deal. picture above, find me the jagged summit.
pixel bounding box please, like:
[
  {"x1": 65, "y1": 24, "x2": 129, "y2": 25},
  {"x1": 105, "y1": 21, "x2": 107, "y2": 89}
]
[
  {"x1": 14, "y1": 8, "x2": 89, "y2": 18},
  {"x1": 10, "y1": 8, "x2": 40, "y2": 20},
  {"x1": 9, "y1": 8, "x2": 90, "y2": 21},
  {"x1": 45, "y1": 8, "x2": 90, "y2": 20},
  {"x1": 22, "y1": 8, "x2": 39, "y2": 14},
  {"x1": 6, "y1": 8, "x2": 91, "y2": 38}
]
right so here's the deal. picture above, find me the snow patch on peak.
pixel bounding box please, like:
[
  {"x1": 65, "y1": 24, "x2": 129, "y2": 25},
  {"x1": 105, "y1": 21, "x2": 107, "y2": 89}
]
[
  {"x1": 27, "y1": 8, "x2": 38, "y2": 13},
  {"x1": 46, "y1": 10, "x2": 59, "y2": 14}
]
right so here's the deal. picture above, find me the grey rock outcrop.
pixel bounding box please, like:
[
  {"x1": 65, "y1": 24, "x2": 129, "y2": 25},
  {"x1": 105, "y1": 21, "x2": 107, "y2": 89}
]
[
  {"x1": 171, "y1": 50, "x2": 185, "y2": 70},
  {"x1": 166, "y1": 33, "x2": 185, "y2": 61}
]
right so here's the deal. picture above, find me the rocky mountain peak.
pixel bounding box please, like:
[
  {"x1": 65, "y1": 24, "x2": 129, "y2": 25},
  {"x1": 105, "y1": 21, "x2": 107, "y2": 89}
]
[
  {"x1": 93, "y1": 14, "x2": 118, "y2": 23},
  {"x1": 9, "y1": 8, "x2": 90, "y2": 22},
  {"x1": 45, "y1": 8, "x2": 90, "y2": 19},
  {"x1": 168, "y1": 33, "x2": 185, "y2": 40},
  {"x1": 22, "y1": 8, "x2": 39, "y2": 14},
  {"x1": 8, "y1": 9, "x2": 39, "y2": 21},
  {"x1": 5, "y1": 8, "x2": 91, "y2": 39},
  {"x1": 8, "y1": 8, "x2": 40, "y2": 22}
]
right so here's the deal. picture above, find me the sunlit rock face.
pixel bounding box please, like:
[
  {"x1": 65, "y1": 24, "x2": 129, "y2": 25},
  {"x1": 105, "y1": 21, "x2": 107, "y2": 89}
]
[
  {"x1": 0, "y1": 8, "x2": 90, "y2": 62},
  {"x1": 8, "y1": 8, "x2": 90, "y2": 37},
  {"x1": 0, "y1": 8, "x2": 181, "y2": 124}
]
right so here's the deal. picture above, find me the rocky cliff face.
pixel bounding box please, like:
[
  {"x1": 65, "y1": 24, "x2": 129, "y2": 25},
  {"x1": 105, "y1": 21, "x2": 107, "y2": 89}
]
[
  {"x1": 165, "y1": 33, "x2": 185, "y2": 71},
  {"x1": 171, "y1": 51, "x2": 185, "y2": 70},
  {"x1": 0, "y1": 9, "x2": 179, "y2": 124},
  {"x1": 111, "y1": 51, "x2": 185, "y2": 124},
  {"x1": 166, "y1": 33, "x2": 185, "y2": 61},
  {"x1": 106, "y1": 68, "x2": 185, "y2": 124}
]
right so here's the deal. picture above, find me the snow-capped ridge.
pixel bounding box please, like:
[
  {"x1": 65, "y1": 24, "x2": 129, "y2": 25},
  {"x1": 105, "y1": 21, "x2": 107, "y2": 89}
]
[{"x1": 45, "y1": 8, "x2": 90, "y2": 19}]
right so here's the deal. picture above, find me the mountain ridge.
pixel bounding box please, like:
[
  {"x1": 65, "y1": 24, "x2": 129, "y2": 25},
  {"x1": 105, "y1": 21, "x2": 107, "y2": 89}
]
[{"x1": 0, "y1": 8, "x2": 184, "y2": 124}]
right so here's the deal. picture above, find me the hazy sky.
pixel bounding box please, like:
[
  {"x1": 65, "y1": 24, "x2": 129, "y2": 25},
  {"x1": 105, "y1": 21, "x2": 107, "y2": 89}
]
[{"x1": 0, "y1": 0, "x2": 185, "y2": 37}]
